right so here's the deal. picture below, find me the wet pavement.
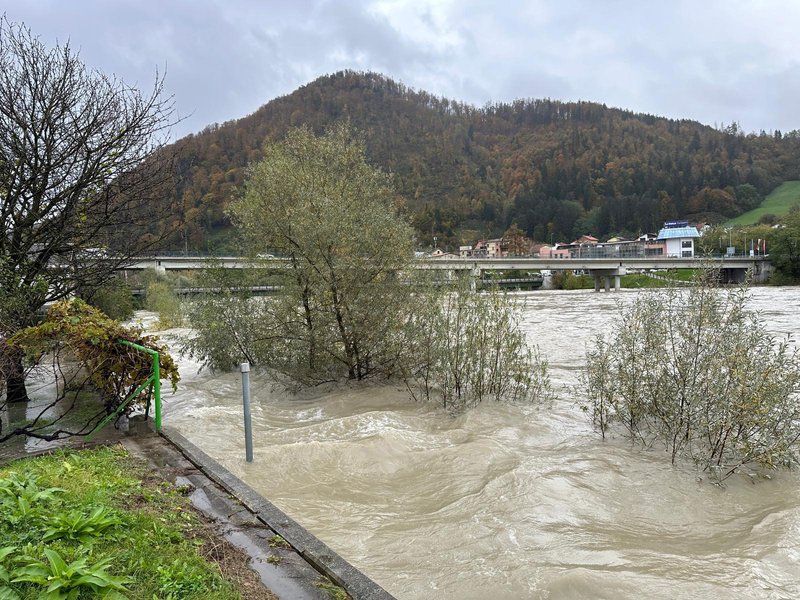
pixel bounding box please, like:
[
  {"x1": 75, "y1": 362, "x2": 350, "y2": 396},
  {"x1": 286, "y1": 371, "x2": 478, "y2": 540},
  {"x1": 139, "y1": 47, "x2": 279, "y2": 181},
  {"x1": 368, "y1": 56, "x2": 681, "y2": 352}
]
[
  {"x1": 0, "y1": 420, "x2": 340, "y2": 600},
  {"x1": 123, "y1": 433, "x2": 336, "y2": 600}
]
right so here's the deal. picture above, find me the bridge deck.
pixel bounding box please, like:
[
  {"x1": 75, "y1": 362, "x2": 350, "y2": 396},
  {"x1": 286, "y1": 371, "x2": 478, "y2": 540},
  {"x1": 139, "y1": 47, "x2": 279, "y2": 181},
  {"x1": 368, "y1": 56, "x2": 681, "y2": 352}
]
[{"x1": 123, "y1": 255, "x2": 766, "y2": 272}]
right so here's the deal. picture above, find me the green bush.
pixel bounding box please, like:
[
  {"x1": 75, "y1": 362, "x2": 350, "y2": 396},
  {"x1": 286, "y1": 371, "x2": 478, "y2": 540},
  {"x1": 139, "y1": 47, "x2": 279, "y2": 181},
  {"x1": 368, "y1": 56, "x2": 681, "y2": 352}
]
[
  {"x1": 552, "y1": 270, "x2": 592, "y2": 290},
  {"x1": 145, "y1": 281, "x2": 183, "y2": 329},
  {"x1": 583, "y1": 271, "x2": 800, "y2": 481},
  {"x1": 81, "y1": 277, "x2": 135, "y2": 321}
]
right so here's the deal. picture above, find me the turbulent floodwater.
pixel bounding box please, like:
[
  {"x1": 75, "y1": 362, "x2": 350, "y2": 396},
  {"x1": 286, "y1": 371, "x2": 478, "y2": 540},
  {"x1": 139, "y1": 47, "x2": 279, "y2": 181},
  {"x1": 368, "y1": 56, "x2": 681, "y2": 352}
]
[{"x1": 151, "y1": 287, "x2": 800, "y2": 599}]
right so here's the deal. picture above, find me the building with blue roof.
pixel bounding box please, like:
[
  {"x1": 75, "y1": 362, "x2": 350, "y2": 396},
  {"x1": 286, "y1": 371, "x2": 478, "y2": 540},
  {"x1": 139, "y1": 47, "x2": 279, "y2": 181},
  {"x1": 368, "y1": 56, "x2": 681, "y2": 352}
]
[{"x1": 657, "y1": 222, "x2": 700, "y2": 257}]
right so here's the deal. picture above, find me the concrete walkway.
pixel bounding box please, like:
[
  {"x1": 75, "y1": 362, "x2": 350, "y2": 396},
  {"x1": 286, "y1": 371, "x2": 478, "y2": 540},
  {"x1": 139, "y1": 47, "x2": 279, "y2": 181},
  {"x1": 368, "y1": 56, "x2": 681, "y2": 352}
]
[
  {"x1": 122, "y1": 432, "x2": 335, "y2": 600},
  {"x1": 1, "y1": 422, "x2": 395, "y2": 600}
]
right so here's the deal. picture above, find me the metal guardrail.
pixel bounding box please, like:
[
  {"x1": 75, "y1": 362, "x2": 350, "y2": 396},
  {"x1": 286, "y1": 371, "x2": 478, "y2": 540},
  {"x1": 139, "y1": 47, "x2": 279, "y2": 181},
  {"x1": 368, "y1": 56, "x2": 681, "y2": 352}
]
[
  {"x1": 130, "y1": 285, "x2": 281, "y2": 296},
  {"x1": 118, "y1": 254, "x2": 768, "y2": 281},
  {"x1": 84, "y1": 340, "x2": 162, "y2": 440}
]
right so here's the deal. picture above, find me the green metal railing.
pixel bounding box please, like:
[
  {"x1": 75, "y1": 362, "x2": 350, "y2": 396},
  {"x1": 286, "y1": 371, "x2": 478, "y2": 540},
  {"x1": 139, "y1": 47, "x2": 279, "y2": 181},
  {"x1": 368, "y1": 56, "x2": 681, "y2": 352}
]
[{"x1": 84, "y1": 340, "x2": 162, "y2": 440}]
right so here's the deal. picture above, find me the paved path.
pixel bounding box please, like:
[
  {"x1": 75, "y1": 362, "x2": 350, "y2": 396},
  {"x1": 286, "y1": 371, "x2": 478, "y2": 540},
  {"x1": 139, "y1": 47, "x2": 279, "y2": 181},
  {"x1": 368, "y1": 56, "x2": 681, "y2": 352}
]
[
  {"x1": 0, "y1": 426, "x2": 332, "y2": 600},
  {"x1": 123, "y1": 433, "x2": 333, "y2": 600}
]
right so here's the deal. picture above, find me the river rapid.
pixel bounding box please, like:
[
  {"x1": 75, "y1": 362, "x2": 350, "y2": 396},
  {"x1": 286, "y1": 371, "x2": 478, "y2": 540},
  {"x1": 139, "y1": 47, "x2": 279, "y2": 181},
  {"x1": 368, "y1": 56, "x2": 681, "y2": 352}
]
[{"x1": 151, "y1": 287, "x2": 800, "y2": 599}]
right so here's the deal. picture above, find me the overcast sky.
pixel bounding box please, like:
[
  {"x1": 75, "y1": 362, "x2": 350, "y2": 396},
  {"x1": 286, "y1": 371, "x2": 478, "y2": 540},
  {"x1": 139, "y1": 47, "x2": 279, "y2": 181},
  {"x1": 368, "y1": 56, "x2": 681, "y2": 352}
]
[{"x1": 2, "y1": 0, "x2": 798, "y2": 140}]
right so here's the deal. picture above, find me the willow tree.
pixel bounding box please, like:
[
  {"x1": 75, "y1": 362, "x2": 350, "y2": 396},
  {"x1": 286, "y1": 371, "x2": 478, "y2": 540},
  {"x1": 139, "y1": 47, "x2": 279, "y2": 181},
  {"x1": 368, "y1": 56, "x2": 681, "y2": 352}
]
[
  {"x1": 583, "y1": 272, "x2": 800, "y2": 480},
  {"x1": 0, "y1": 17, "x2": 175, "y2": 403},
  {"x1": 226, "y1": 123, "x2": 415, "y2": 383},
  {"x1": 187, "y1": 124, "x2": 552, "y2": 411}
]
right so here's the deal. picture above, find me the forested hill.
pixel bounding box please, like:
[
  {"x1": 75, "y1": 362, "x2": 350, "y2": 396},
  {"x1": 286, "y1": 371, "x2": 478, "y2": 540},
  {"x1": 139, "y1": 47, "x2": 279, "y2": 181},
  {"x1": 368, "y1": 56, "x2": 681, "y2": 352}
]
[{"x1": 164, "y1": 70, "x2": 800, "y2": 251}]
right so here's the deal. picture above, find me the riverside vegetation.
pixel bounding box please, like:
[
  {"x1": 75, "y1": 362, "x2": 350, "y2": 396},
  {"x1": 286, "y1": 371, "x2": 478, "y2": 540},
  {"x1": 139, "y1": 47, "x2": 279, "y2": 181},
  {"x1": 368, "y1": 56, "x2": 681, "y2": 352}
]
[
  {"x1": 184, "y1": 123, "x2": 553, "y2": 412},
  {"x1": 0, "y1": 446, "x2": 273, "y2": 600},
  {"x1": 1, "y1": 300, "x2": 178, "y2": 444},
  {"x1": 583, "y1": 271, "x2": 800, "y2": 481}
]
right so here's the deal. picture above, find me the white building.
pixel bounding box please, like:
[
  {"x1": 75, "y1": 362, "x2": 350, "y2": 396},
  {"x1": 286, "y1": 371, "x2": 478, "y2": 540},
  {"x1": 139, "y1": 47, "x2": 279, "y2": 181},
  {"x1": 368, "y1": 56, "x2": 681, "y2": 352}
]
[{"x1": 657, "y1": 221, "x2": 700, "y2": 257}]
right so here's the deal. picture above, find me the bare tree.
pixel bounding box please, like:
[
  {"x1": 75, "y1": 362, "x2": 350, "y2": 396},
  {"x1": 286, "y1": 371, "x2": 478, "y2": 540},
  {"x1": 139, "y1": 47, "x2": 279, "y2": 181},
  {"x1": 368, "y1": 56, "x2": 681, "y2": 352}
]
[{"x1": 0, "y1": 17, "x2": 177, "y2": 403}]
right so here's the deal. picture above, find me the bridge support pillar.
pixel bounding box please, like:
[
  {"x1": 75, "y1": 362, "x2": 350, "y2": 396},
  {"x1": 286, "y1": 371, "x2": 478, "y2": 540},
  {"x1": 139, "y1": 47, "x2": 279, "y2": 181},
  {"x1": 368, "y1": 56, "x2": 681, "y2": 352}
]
[
  {"x1": 470, "y1": 265, "x2": 481, "y2": 291},
  {"x1": 589, "y1": 267, "x2": 625, "y2": 293}
]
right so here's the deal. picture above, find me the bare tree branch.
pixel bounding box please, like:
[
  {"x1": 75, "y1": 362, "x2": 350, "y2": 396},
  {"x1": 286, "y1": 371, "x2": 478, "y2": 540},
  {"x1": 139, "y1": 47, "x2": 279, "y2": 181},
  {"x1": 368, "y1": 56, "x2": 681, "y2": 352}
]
[{"x1": 0, "y1": 16, "x2": 179, "y2": 402}]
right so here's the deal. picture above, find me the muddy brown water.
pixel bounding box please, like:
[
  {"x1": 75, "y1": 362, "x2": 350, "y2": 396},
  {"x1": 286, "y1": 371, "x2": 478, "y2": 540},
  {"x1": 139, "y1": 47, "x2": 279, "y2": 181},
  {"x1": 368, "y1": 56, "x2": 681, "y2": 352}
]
[{"x1": 151, "y1": 288, "x2": 800, "y2": 599}]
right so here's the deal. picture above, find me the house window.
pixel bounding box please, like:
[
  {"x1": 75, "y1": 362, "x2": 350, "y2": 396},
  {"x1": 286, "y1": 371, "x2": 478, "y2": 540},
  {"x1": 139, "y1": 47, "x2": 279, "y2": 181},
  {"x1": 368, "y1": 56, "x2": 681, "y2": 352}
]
[
  {"x1": 682, "y1": 250, "x2": 692, "y2": 257},
  {"x1": 681, "y1": 240, "x2": 693, "y2": 248}
]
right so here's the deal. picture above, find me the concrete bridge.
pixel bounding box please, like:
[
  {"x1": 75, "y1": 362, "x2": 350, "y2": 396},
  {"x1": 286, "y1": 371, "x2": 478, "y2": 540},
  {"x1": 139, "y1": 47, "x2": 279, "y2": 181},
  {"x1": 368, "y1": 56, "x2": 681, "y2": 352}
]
[
  {"x1": 418, "y1": 256, "x2": 770, "y2": 291},
  {"x1": 123, "y1": 255, "x2": 770, "y2": 292}
]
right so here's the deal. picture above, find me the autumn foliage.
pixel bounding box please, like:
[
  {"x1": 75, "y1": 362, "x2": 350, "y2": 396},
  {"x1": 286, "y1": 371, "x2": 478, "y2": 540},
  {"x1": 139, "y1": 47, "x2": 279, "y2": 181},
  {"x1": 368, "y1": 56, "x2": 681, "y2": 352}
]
[{"x1": 160, "y1": 70, "x2": 800, "y2": 251}]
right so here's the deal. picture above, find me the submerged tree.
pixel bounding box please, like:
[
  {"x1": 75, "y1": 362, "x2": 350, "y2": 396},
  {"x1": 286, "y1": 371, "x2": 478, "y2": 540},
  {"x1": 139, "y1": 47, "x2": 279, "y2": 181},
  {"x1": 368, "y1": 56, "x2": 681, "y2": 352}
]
[
  {"x1": 583, "y1": 271, "x2": 800, "y2": 480},
  {"x1": 397, "y1": 279, "x2": 552, "y2": 412},
  {"x1": 0, "y1": 17, "x2": 176, "y2": 403},
  {"x1": 186, "y1": 124, "x2": 551, "y2": 411},
  {"x1": 224, "y1": 123, "x2": 415, "y2": 383}
]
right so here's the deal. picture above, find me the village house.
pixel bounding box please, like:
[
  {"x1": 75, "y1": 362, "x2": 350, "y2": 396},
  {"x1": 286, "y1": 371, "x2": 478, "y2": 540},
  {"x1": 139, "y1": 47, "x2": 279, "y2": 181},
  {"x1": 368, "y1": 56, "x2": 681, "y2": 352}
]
[
  {"x1": 530, "y1": 243, "x2": 548, "y2": 257},
  {"x1": 486, "y1": 238, "x2": 508, "y2": 258},
  {"x1": 538, "y1": 243, "x2": 571, "y2": 259},
  {"x1": 472, "y1": 240, "x2": 489, "y2": 258},
  {"x1": 575, "y1": 235, "x2": 599, "y2": 245},
  {"x1": 429, "y1": 248, "x2": 460, "y2": 259}
]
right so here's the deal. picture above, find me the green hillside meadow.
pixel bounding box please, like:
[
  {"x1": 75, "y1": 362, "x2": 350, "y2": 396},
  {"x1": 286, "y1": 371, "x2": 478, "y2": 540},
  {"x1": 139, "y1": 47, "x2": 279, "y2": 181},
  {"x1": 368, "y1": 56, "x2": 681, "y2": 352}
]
[{"x1": 727, "y1": 181, "x2": 800, "y2": 225}]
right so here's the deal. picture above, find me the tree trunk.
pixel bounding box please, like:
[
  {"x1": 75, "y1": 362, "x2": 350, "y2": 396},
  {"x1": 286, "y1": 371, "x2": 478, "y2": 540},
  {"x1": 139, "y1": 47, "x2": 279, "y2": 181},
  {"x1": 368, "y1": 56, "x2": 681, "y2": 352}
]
[{"x1": 5, "y1": 350, "x2": 29, "y2": 403}]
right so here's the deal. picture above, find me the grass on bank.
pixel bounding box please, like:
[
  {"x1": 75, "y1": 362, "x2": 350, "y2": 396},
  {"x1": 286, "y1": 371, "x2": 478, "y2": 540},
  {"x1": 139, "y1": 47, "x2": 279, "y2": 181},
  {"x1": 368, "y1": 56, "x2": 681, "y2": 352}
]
[
  {"x1": 726, "y1": 180, "x2": 800, "y2": 226},
  {"x1": 0, "y1": 446, "x2": 272, "y2": 600},
  {"x1": 553, "y1": 269, "x2": 697, "y2": 290}
]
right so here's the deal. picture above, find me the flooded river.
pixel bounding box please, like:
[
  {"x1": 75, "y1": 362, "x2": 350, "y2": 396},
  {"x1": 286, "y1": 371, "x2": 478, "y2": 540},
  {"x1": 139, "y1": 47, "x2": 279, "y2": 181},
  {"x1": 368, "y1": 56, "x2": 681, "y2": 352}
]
[{"x1": 156, "y1": 287, "x2": 800, "y2": 599}]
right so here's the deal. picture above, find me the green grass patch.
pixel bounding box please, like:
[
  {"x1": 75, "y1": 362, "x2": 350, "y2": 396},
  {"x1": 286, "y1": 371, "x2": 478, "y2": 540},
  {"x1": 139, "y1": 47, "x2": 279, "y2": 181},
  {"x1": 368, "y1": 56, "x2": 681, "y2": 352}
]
[
  {"x1": 619, "y1": 274, "x2": 672, "y2": 288},
  {"x1": 0, "y1": 446, "x2": 251, "y2": 600},
  {"x1": 664, "y1": 268, "x2": 697, "y2": 282},
  {"x1": 552, "y1": 269, "x2": 699, "y2": 290},
  {"x1": 315, "y1": 576, "x2": 351, "y2": 600},
  {"x1": 727, "y1": 180, "x2": 800, "y2": 226},
  {"x1": 620, "y1": 269, "x2": 698, "y2": 288}
]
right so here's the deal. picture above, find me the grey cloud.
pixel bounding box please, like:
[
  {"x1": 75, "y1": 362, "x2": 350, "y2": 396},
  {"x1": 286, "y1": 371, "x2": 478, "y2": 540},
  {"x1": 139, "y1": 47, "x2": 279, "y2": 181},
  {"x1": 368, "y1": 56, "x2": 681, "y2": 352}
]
[{"x1": 0, "y1": 0, "x2": 797, "y2": 137}]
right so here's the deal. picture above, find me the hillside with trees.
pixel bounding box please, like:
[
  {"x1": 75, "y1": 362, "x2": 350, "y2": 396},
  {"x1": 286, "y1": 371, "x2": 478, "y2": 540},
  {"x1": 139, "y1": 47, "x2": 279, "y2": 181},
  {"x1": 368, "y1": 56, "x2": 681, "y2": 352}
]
[{"x1": 161, "y1": 70, "x2": 800, "y2": 252}]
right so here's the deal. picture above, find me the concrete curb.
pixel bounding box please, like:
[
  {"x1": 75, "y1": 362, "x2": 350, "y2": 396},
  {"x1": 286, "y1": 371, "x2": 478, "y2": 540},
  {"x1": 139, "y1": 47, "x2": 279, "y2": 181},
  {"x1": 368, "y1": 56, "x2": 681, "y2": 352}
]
[{"x1": 159, "y1": 425, "x2": 396, "y2": 600}]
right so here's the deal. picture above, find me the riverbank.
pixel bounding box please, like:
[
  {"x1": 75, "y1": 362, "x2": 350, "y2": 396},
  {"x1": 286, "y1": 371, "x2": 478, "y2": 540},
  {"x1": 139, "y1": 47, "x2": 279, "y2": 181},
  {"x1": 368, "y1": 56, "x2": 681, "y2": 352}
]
[
  {"x1": 0, "y1": 423, "x2": 393, "y2": 600},
  {"x1": 0, "y1": 444, "x2": 277, "y2": 599},
  {"x1": 546, "y1": 267, "x2": 773, "y2": 290}
]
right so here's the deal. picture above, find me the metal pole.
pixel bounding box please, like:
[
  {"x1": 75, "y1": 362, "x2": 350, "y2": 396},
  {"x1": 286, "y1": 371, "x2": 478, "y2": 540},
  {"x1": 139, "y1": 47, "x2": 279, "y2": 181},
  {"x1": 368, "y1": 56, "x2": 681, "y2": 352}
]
[
  {"x1": 117, "y1": 339, "x2": 162, "y2": 432},
  {"x1": 152, "y1": 351, "x2": 161, "y2": 432},
  {"x1": 241, "y1": 362, "x2": 254, "y2": 463}
]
